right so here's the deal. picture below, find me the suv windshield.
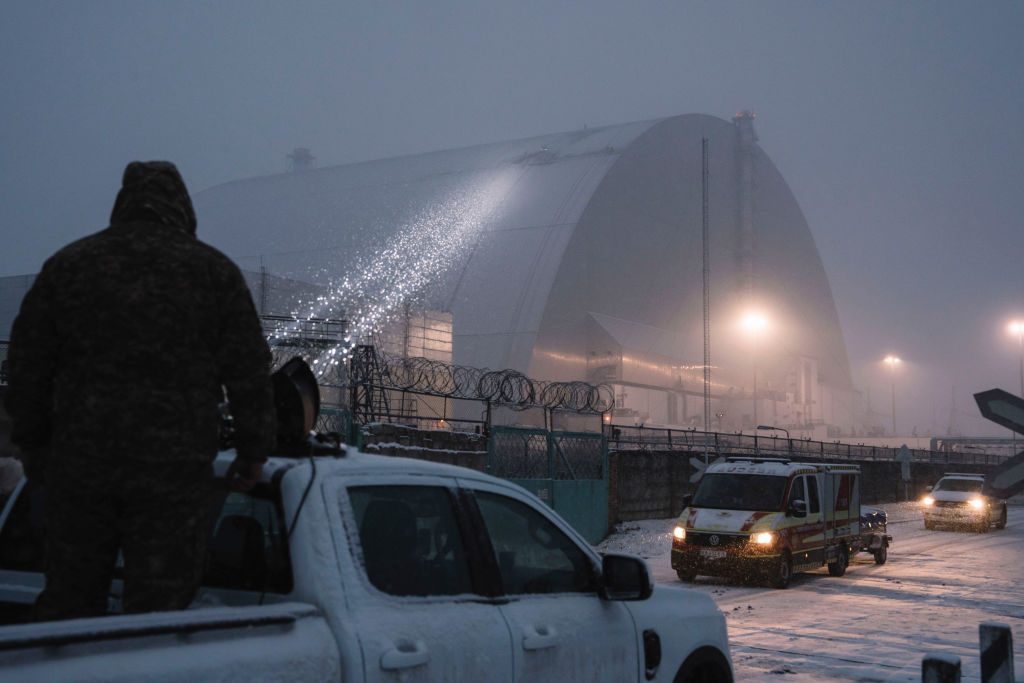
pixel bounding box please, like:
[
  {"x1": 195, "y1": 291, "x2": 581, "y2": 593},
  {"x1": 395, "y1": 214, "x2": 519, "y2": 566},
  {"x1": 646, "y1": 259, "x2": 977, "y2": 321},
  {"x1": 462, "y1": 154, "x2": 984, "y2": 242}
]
[
  {"x1": 935, "y1": 478, "x2": 983, "y2": 493},
  {"x1": 691, "y1": 473, "x2": 788, "y2": 511}
]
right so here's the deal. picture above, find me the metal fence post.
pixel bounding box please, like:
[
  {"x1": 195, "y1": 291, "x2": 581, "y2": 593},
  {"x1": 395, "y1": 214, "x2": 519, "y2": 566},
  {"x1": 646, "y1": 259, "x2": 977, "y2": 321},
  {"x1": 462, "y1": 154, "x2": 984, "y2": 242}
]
[
  {"x1": 922, "y1": 654, "x2": 961, "y2": 682},
  {"x1": 980, "y1": 622, "x2": 1014, "y2": 683}
]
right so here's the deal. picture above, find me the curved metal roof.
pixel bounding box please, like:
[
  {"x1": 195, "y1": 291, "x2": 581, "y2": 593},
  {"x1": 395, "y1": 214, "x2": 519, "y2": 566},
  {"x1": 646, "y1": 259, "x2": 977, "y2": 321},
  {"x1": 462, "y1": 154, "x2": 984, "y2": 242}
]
[{"x1": 194, "y1": 113, "x2": 851, "y2": 393}]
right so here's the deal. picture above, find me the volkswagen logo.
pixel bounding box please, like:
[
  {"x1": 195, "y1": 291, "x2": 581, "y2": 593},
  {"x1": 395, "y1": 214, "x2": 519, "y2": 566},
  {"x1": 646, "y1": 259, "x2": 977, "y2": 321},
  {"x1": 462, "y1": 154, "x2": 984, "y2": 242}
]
[{"x1": 709, "y1": 535, "x2": 720, "y2": 546}]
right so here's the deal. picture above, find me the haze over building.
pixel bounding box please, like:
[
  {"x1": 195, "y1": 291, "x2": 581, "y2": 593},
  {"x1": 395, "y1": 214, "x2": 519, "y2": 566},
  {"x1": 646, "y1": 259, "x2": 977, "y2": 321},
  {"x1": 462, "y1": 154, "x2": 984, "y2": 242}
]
[{"x1": 187, "y1": 112, "x2": 870, "y2": 438}]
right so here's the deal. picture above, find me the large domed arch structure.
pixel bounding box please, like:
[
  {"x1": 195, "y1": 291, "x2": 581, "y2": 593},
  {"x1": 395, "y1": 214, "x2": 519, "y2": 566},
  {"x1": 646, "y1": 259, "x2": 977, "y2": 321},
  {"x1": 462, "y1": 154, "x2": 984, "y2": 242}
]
[{"x1": 194, "y1": 113, "x2": 859, "y2": 435}]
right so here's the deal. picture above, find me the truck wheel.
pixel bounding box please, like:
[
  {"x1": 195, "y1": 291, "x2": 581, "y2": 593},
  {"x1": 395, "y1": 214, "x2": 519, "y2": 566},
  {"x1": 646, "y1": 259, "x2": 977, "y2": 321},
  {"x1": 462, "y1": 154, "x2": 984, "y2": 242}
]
[
  {"x1": 827, "y1": 546, "x2": 848, "y2": 577},
  {"x1": 676, "y1": 567, "x2": 697, "y2": 582},
  {"x1": 673, "y1": 646, "x2": 733, "y2": 683},
  {"x1": 770, "y1": 551, "x2": 792, "y2": 589},
  {"x1": 873, "y1": 545, "x2": 887, "y2": 565},
  {"x1": 996, "y1": 506, "x2": 1007, "y2": 530},
  {"x1": 924, "y1": 519, "x2": 935, "y2": 530}
]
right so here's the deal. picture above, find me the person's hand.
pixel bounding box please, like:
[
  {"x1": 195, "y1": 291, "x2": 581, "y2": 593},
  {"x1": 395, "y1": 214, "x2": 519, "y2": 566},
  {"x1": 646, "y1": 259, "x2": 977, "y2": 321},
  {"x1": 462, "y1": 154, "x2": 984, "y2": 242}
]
[{"x1": 225, "y1": 456, "x2": 263, "y2": 492}]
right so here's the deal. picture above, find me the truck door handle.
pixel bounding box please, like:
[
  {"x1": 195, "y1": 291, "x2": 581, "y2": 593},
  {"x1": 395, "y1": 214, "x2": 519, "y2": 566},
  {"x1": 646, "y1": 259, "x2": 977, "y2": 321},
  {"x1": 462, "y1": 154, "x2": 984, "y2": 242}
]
[
  {"x1": 522, "y1": 624, "x2": 559, "y2": 651},
  {"x1": 380, "y1": 639, "x2": 430, "y2": 670}
]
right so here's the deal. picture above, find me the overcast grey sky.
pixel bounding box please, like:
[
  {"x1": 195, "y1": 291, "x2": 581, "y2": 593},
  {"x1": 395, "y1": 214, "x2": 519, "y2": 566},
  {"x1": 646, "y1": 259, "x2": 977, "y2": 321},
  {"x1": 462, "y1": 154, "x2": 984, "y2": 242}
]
[{"x1": 2, "y1": 1, "x2": 1022, "y2": 436}]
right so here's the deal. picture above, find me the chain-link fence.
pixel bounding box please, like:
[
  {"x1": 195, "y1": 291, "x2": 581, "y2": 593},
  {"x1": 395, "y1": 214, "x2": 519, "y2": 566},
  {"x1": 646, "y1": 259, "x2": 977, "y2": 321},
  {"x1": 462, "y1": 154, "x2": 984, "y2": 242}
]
[
  {"x1": 488, "y1": 427, "x2": 605, "y2": 480},
  {"x1": 488, "y1": 428, "x2": 550, "y2": 479}
]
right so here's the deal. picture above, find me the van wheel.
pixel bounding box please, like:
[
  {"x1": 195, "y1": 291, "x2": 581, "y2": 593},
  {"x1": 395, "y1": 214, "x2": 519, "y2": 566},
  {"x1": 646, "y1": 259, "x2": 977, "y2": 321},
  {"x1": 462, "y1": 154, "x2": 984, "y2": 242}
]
[
  {"x1": 828, "y1": 546, "x2": 848, "y2": 577},
  {"x1": 676, "y1": 568, "x2": 697, "y2": 582},
  {"x1": 873, "y1": 545, "x2": 887, "y2": 565},
  {"x1": 770, "y1": 551, "x2": 792, "y2": 589},
  {"x1": 996, "y1": 506, "x2": 1007, "y2": 530}
]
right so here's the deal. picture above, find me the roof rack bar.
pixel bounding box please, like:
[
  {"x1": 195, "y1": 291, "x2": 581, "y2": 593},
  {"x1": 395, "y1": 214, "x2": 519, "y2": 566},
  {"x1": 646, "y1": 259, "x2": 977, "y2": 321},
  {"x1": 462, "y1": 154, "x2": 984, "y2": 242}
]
[{"x1": 724, "y1": 456, "x2": 791, "y2": 464}]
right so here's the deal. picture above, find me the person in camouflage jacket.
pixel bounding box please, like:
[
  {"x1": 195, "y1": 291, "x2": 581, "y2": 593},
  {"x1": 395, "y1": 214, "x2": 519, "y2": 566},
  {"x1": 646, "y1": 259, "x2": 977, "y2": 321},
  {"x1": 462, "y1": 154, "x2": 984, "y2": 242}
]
[{"x1": 4, "y1": 161, "x2": 276, "y2": 620}]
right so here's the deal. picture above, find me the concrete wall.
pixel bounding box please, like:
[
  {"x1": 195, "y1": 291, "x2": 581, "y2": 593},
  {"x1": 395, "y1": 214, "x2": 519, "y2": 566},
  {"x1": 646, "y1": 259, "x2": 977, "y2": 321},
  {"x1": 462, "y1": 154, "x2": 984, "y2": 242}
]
[{"x1": 610, "y1": 448, "x2": 995, "y2": 522}]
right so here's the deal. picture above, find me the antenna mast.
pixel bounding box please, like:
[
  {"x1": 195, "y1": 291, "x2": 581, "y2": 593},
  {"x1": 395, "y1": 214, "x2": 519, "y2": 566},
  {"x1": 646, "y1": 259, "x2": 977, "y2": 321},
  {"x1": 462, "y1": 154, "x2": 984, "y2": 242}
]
[{"x1": 702, "y1": 137, "x2": 712, "y2": 457}]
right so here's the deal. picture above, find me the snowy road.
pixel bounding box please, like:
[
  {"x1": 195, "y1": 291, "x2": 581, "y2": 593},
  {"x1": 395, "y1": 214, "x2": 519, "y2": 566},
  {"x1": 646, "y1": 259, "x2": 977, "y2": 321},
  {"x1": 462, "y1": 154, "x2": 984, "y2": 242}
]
[{"x1": 599, "y1": 503, "x2": 1024, "y2": 682}]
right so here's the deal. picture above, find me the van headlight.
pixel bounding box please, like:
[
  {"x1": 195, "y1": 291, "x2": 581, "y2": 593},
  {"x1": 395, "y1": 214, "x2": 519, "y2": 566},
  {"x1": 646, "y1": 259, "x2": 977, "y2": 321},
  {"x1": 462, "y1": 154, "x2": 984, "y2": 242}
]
[
  {"x1": 673, "y1": 526, "x2": 686, "y2": 541},
  {"x1": 968, "y1": 498, "x2": 984, "y2": 509},
  {"x1": 923, "y1": 496, "x2": 934, "y2": 506},
  {"x1": 752, "y1": 532, "x2": 774, "y2": 545}
]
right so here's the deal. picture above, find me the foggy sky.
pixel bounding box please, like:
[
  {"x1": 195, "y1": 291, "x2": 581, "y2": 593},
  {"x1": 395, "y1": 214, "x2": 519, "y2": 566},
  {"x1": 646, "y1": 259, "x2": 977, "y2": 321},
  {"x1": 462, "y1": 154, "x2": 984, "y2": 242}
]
[{"x1": 3, "y1": 1, "x2": 1022, "y2": 437}]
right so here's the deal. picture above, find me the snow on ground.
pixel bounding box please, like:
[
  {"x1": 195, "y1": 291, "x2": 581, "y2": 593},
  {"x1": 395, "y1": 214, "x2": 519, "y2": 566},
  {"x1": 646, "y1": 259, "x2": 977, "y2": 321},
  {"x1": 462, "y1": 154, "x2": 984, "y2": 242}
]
[{"x1": 599, "y1": 502, "x2": 1024, "y2": 682}]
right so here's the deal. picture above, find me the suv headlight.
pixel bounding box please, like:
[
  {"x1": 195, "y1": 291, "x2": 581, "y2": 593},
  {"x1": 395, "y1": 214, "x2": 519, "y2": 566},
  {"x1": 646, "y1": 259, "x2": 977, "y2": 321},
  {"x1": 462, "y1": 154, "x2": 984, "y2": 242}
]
[
  {"x1": 923, "y1": 496, "x2": 934, "y2": 506},
  {"x1": 752, "y1": 532, "x2": 774, "y2": 545},
  {"x1": 968, "y1": 498, "x2": 984, "y2": 509}
]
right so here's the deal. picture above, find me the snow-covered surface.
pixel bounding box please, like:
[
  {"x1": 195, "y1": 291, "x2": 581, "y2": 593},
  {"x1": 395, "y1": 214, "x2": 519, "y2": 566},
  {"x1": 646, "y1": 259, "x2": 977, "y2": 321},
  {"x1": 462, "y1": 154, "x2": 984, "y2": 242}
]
[{"x1": 599, "y1": 502, "x2": 1024, "y2": 682}]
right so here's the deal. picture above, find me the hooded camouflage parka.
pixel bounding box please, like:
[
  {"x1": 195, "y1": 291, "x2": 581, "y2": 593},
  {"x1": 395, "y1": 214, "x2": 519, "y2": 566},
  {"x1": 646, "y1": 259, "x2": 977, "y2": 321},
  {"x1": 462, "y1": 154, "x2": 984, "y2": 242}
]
[{"x1": 5, "y1": 161, "x2": 275, "y2": 474}]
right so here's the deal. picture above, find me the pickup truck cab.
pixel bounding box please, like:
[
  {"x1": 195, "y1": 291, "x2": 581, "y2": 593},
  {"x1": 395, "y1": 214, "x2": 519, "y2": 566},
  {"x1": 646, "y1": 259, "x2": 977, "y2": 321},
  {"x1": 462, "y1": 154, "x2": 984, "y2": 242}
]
[
  {"x1": 671, "y1": 457, "x2": 876, "y2": 589},
  {"x1": 0, "y1": 448, "x2": 733, "y2": 682},
  {"x1": 922, "y1": 472, "x2": 1008, "y2": 532}
]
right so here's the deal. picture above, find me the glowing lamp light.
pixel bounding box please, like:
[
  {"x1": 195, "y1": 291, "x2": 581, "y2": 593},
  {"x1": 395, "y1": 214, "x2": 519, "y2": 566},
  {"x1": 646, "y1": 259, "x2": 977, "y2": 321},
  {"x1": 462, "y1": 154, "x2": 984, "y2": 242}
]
[
  {"x1": 923, "y1": 496, "x2": 934, "y2": 506},
  {"x1": 968, "y1": 498, "x2": 984, "y2": 509},
  {"x1": 752, "y1": 532, "x2": 774, "y2": 545},
  {"x1": 673, "y1": 526, "x2": 686, "y2": 541},
  {"x1": 741, "y1": 312, "x2": 769, "y2": 334}
]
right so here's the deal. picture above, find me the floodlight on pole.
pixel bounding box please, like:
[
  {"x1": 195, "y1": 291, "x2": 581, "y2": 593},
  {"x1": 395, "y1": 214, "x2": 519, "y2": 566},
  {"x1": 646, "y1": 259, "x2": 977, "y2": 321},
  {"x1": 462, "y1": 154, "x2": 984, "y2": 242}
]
[
  {"x1": 742, "y1": 312, "x2": 769, "y2": 430},
  {"x1": 1009, "y1": 321, "x2": 1024, "y2": 398},
  {"x1": 884, "y1": 355, "x2": 901, "y2": 435}
]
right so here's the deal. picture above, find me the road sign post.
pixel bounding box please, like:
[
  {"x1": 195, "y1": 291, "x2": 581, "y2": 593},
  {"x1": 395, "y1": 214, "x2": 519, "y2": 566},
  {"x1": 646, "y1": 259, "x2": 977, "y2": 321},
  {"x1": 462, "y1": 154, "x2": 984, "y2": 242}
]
[
  {"x1": 894, "y1": 444, "x2": 912, "y2": 500},
  {"x1": 974, "y1": 389, "x2": 1024, "y2": 498}
]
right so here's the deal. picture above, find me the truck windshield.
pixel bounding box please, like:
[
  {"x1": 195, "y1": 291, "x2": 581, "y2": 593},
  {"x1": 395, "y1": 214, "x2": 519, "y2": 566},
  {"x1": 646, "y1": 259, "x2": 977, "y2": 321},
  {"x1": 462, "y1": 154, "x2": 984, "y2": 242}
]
[{"x1": 691, "y1": 473, "x2": 788, "y2": 511}]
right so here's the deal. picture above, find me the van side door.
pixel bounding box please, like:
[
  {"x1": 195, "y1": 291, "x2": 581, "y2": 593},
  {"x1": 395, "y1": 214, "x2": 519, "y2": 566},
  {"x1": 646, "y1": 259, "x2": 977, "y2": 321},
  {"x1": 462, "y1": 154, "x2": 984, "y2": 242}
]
[{"x1": 787, "y1": 475, "x2": 825, "y2": 570}]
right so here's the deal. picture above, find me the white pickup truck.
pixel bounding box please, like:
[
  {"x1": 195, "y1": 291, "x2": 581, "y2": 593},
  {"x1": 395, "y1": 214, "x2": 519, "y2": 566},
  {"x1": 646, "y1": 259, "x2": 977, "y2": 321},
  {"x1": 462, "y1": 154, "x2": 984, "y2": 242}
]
[{"x1": 0, "y1": 448, "x2": 733, "y2": 682}]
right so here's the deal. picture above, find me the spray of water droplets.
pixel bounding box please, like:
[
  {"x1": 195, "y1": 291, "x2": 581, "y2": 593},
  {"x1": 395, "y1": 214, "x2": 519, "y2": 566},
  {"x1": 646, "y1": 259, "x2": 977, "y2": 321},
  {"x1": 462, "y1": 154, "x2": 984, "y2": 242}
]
[{"x1": 269, "y1": 168, "x2": 519, "y2": 378}]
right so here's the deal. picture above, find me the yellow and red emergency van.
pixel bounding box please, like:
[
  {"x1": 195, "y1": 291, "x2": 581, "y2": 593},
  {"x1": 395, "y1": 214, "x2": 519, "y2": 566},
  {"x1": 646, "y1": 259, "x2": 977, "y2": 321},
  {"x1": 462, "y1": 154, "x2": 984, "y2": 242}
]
[{"x1": 671, "y1": 457, "x2": 874, "y2": 588}]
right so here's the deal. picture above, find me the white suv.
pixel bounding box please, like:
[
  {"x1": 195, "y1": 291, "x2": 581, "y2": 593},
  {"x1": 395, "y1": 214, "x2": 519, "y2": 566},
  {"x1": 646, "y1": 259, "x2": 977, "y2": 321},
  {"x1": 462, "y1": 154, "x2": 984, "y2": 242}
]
[{"x1": 922, "y1": 473, "x2": 1008, "y2": 532}]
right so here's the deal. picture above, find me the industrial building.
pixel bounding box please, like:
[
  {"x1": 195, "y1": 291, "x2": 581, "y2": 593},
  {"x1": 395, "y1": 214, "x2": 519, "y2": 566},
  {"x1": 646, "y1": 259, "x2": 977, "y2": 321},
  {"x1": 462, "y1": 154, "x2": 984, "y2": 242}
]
[{"x1": 1, "y1": 113, "x2": 872, "y2": 437}]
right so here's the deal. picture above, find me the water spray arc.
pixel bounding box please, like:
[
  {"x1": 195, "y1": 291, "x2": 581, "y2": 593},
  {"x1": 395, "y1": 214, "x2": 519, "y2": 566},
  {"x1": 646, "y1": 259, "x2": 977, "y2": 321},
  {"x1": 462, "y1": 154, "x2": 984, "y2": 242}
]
[{"x1": 266, "y1": 168, "x2": 520, "y2": 379}]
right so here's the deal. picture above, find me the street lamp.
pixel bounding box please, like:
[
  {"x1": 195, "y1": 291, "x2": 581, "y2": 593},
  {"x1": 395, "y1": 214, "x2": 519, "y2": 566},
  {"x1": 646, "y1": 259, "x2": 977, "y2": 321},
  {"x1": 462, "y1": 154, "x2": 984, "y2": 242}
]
[
  {"x1": 757, "y1": 424, "x2": 790, "y2": 438},
  {"x1": 884, "y1": 355, "x2": 901, "y2": 436},
  {"x1": 1009, "y1": 321, "x2": 1024, "y2": 398},
  {"x1": 741, "y1": 312, "x2": 769, "y2": 429}
]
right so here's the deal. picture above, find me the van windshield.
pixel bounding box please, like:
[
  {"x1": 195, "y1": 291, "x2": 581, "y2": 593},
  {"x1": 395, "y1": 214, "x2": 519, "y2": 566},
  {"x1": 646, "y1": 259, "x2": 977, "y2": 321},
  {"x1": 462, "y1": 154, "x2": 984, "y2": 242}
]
[{"x1": 691, "y1": 473, "x2": 789, "y2": 511}]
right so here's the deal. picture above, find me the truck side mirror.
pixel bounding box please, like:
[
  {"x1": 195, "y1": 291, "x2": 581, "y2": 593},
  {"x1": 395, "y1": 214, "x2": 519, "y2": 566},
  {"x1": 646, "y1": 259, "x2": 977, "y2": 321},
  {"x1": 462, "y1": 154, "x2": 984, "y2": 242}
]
[
  {"x1": 788, "y1": 499, "x2": 807, "y2": 518},
  {"x1": 599, "y1": 553, "x2": 653, "y2": 601},
  {"x1": 681, "y1": 493, "x2": 693, "y2": 508},
  {"x1": 925, "y1": 485, "x2": 933, "y2": 492}
]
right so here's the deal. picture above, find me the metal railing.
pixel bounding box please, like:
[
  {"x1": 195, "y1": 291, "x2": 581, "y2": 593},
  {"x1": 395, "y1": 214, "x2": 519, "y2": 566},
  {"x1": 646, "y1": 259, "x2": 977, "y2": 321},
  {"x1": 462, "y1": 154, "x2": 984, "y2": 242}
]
[{"x1": 604, "y1": 424, "x2": 1009, "y2": 466}]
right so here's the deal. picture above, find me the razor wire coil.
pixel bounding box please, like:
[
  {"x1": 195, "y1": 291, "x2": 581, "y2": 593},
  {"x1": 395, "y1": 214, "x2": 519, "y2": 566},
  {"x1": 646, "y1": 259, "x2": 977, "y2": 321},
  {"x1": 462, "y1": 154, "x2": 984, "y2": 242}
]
[{"x1": 373, "y1": 352, "x2": 613, "y2": 413}]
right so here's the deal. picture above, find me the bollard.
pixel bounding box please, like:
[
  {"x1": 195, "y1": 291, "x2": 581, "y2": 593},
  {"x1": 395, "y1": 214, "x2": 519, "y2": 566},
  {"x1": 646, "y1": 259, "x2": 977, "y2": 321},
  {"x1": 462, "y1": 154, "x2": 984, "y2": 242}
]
[
  {"x1": 979, "y1": 622, "x2": 1014, "y2": 683},
  {"x1": 922, "y1": 653, "x2": 961, "y2": 683}
]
